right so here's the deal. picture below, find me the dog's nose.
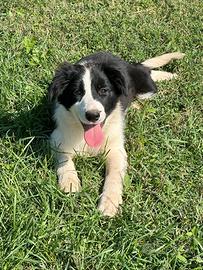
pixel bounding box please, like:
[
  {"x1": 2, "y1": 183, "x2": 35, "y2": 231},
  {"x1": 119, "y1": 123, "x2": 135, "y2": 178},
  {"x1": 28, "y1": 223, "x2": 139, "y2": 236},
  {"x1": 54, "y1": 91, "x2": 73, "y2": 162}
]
[{"x1": 85, "y1": 110, "x2": 100, "y2": 122}]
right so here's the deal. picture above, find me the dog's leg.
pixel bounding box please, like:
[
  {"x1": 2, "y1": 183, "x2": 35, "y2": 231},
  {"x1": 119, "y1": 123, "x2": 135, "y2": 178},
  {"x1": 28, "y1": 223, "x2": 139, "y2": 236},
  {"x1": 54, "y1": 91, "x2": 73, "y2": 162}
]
[
  {"x1": 142, "y1": 52, "x2": 185, "y2": 82},
  {"x1": 56, "y1": 153, "x2": 81, "y2": 193},
  {"x1": 150, "y1": 70, "x2": 178, "y2": 82},
  {"x1": 98, "y1": 148, "x2": 127, "y2": 217},
  {"x1": 141, "y1": 52, "x2": 185, "y2": 69}
]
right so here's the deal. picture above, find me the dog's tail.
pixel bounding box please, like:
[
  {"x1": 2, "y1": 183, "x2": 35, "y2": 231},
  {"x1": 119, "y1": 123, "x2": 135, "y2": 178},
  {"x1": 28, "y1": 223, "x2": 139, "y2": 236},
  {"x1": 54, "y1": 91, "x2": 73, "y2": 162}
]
[
  {"x1": 141, "y1": 52, "x2": 185, "y2": 82},
  {"x1": 141, "y1": 52, "x2": 185, "y2": 69}
]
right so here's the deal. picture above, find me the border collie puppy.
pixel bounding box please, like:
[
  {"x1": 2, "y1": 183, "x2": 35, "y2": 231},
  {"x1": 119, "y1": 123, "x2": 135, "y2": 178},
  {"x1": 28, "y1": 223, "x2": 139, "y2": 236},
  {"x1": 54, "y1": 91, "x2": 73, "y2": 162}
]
[{"x1": 49, "y1": 52, "x2": 184, "y2": 217}]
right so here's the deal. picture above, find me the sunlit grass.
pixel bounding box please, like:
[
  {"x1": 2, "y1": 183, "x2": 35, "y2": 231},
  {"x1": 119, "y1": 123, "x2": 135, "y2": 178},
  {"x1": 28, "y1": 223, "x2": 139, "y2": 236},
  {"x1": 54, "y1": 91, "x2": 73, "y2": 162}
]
[{"x1": 0, "y1": 0, "x2": 202, "y2": 269}]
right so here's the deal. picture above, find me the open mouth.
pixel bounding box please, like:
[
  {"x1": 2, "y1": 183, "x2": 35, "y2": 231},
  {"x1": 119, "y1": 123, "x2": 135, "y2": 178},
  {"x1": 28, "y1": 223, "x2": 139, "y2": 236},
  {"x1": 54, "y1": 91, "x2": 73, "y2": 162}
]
[{"x1": 81, "y1": 122, "x2": 104, "y2": 148}]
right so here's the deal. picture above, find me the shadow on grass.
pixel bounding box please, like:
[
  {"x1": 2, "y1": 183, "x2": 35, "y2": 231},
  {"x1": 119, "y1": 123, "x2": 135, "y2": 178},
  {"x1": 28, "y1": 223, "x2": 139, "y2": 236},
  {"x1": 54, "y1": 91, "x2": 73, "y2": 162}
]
[{"x1": 0, "y1": 95, "x2": 54, "y2": 159}]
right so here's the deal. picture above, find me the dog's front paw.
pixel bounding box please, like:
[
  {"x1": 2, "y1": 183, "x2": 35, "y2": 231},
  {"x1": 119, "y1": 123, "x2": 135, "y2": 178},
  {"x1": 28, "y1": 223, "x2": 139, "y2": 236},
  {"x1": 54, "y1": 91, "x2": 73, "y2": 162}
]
[
  {"x1": 98, "y1": 193, "x2": 122, "y2": 217},
  {"x1": 58, "y1": 174, "x2": 81, "y2": 193}
]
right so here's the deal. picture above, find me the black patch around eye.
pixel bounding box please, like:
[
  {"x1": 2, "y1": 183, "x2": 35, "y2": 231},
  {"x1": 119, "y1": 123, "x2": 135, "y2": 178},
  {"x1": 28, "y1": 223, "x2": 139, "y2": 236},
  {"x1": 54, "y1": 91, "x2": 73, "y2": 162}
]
[
  {"x1": 58, "y1": 81, "x2": 85, "y2": 109},
  {"x1": 72, "y1": 82, "x2": 85, "y2": 99}
]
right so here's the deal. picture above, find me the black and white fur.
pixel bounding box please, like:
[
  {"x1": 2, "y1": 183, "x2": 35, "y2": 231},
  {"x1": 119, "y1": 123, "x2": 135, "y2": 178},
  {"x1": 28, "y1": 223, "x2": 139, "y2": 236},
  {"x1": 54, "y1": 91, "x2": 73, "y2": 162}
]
[{"x1": 49, "y1": 52, "x2": 184, "y2": 217}]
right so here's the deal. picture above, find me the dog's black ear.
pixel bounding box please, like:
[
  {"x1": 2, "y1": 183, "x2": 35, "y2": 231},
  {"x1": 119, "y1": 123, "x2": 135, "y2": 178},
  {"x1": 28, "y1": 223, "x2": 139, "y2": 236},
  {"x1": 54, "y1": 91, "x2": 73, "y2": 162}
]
[
  {"x1": 48, "y1": 62, "x2": 82, "y2": 101},
  {"x1": 102, "y1": 64, "x2": 128, "y2": 96},
  {"x1": 129, "y1": 63, "x2": 157, "y2": 99}
]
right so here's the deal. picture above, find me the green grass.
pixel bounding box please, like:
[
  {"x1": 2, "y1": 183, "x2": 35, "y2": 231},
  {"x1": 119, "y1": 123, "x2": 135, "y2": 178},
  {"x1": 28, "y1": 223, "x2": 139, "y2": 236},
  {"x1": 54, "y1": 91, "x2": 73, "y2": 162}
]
[{"x1": 0, "y1": 0, "x2": 202, "y2": 269}]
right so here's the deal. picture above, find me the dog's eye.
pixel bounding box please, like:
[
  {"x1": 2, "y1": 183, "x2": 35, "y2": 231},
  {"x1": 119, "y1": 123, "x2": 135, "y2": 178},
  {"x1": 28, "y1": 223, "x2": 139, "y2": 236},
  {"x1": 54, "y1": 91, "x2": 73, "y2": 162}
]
[
  {"x1": 98, "y1": 88, "x2": 109, "y2": 96},
  {"x1": 74, "y1": 89, "x2": 83, "y2": 96}
]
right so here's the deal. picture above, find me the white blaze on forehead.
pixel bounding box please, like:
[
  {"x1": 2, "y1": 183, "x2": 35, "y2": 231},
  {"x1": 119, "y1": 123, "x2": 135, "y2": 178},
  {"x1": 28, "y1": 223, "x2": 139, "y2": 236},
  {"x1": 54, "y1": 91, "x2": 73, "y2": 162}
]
[
  {"x1": 82, "y1": 67, "x2": 92, "y2": 100},
  {"x1": 81, "y1": 68, "x2": 104, "y2": 112}
]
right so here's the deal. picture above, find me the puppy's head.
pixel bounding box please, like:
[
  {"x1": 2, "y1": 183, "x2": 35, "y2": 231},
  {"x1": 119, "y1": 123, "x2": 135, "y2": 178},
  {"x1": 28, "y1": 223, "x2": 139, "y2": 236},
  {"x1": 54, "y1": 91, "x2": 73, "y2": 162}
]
[{"x1": 48, "y1": 62, "x2": 127, "y2": 126}]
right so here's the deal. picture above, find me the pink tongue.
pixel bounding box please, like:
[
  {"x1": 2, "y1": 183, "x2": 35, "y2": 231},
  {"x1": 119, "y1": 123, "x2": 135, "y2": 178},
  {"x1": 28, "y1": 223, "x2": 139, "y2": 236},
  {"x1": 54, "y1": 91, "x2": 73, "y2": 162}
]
[{"x1": 84, "y1": 124, "x2": 104, "y2": 148}]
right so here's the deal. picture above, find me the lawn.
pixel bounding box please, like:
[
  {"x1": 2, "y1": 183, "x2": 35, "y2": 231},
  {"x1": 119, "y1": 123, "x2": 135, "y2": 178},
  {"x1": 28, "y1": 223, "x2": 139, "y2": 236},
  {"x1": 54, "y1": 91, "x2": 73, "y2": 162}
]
[{"x1": 0, "y1": 0, "x2": 202, "y2": 269}]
